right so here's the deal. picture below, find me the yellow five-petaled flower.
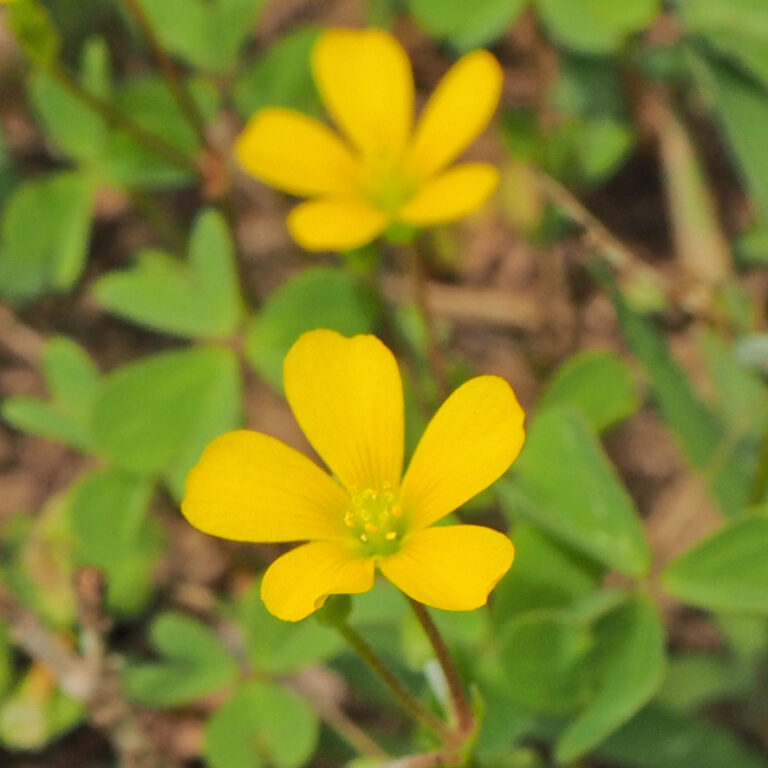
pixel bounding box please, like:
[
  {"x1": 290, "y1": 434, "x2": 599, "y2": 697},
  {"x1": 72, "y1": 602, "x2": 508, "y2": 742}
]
[
  {"x1": 182, "y1": 330, "x2": 525, "y2": 622},
  {"x1": 236, "y1": 28, "x2": 503, "y2": 252}
]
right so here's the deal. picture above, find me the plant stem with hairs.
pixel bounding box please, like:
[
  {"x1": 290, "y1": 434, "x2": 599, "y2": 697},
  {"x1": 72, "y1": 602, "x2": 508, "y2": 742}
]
[
  {"x1": 47, "y1": 62, "x2": 198, "y2": 173},
  {"x1": 335, "y1": 620, "x2": 453, "y2": 741},
  {"x1": 408, "y1": 598, "x2": 474, "y2": 736},
  {"x1": 119, "y1": 0, "x2": 210, "y2": 149}
]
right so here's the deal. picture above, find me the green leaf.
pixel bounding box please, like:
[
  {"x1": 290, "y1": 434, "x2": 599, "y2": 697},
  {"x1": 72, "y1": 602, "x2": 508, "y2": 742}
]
[
  {"x1": 537, "y1": 350, "x2": 639, "y2": 432},
  {"x1": 93, "y1": 209, "x2": 243, "y2": 338},
  {"x1": 700, "y1": 330, "x2": 768, "y2": 439},
  {"x1": 0, "y1": 171, "x2": 94, "y2": 302},
  {"x1": 570, "y1": 116, "x2": 634, "y2": 184},
  {"x1": 123, "y1": 612, "x2": 238, "y2": 707},
  {"x1": 2, "y1": 336, "x2": 100, "y2": 449},
  {"x1": 0, "y1": 624, "x2": 11, "y2": 701},
  {"x1": 91, "y1": 346, "x2": 241, "y2": 494},
  {"x1": 499, "y1": 407, "x2": 650, "y2": 577},
  {"x1": 29, "y1": 40, "x2": 212, "y2": 190},
  {"x1": 596, "y1": 704, "x2": 768, "y2": 768},
  {"x1": 205, "y1": 680, "x2": 319, "y2": 768},
  {"x1": 695, "y1": 56, "x2": 768, "y2": 226},
  {"x1": 28, "y1": 37, "x2": 109, "y2": 168},
  {"x1": 0, "y1": 135, "x2": 19, "y2": 209},
  {"x1": 103, "y1": 75, "x2": 218, "y2": 189},
  {"x1": 2, "y1": 492, "x2": 78, "y2": 630},
  {"x1": 536, "y1": 0, "x2": 661, "y2": 54},
  {"x1": 0, "y1": 667, "x2": 83, "y2": 750},
  {"x1": 406, "y1": 0, "x2": 528, "y2": 51},
  {"x1": 613, "y1": 285, "x2": 752, "y2": 516},
  {"x1": 658, "y1": 653, "x2": 746, "y2": 712},
  {"x1": 7, "y1": 0, "x2": 61, "y2": 66},
  {"x1": 556, "y1": 595, "x2": 666, "y2": 762},
  {"x1": 245, "y1": 267, "x2": 382, "y2": 390},
  {"x1": 676, "y1": 0, "x2": 768, "y2": 85},
  {"x1": 134, "y1": 0, "x2": 266, "y2": 73},
  {"x1": 233, "y1": 26, "x2": 321, "y2": 119},
  {"x1": 69, "y1": 468, "x2": 162, "y2": 616},
  {"x1": 663, "y1": 514, "x2": 768, "y2": 614},
  {"x1": 239, "y1": 581, "x2": 343, "y2": 675},
  {"x1": 497, "y1": 609, "x2": 593, "y2": 714},
  {"x1": 493, "y1": 522, "x2": 604, "y2": 621}
]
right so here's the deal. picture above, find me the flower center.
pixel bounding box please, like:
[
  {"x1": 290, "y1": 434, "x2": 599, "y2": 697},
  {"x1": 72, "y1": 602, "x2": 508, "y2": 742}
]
[
  {"x1": 358, "y1": 152, "x2": 418, "y2": 213},
  {"x1": 344, "y1": 486, "x2": 405, "y2": 556}
]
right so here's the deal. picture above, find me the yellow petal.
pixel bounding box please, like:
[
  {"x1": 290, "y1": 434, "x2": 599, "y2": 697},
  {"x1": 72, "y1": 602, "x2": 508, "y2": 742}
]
[
  {"x1": 284, "y1": 330, "x2": 404, "y2": 494},
  {"x1": 235, "y1": 108, "x2": 358, "y2": 196},
  {"x1": 287, "y1": 197, "x2": 390, "y2": 251},
  {"x1": 182, "y1": 430, "x2": 348, "y2": 543},
  {"x1": 398, "y1": 163, "x2": 498, "y2": 224},
  {"x1": 313, "y1": 28, "x2": 413, "y2": 158},
  {"x1": 379, "y1": 524, "x2": 514, "y2": 610},
  {"x1": 261, "y1": 541, "x2": 375, "y2": 621},
  {"x1": 408, "y1": 50, "x2": 502, "y2": 178},
  {"x1": 399, "y1": 376, "x2": 525, "y2": 530}
]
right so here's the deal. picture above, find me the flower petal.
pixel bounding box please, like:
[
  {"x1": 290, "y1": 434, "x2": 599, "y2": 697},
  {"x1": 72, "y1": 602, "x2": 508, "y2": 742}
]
[
  {"x1": 287, "y1": 197, "x2": 389, "y2": 251},
  {"x1": 182, "y1": 430, "x2": 348, "y2": 543},
  {"x1": 261, "y1": 541, "x2": 375, "y2": 621},
  {"x1": 379, "y1": 524, "x2": 514, "y2": 610},
  {"x1": 408, "y1": 50, "x2": 502, "y2": 178},
  {"x1": 284, "y1": 330, "x2": 404, "y2": 494},
  {"x1": 313, "y1": 28, "x2": 413, "y2": 158},
  {"x1": 398, "y1": 163, "x2": 498, "y2": 225},
  {"x1": 399, "y1": 375, "x2": 525, "y2": 530},
  {"x1": 236, "y1": 107, "x2": 358, "y2": 196}
]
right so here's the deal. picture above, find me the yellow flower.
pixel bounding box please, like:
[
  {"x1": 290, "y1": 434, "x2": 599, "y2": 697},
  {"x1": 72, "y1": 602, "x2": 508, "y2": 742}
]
[
  {"x1": 235, "y1": 28, "x2": 503, "y2": 252},
  {"x1": 182, "y1": 330, "x2": 525, "y2": 622}
]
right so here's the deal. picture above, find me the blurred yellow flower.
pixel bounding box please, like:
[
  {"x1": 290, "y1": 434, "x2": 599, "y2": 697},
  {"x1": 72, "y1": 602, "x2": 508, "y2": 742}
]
[
  {"x1": 236, "y1": 28, "x2": 503, "y2": 251},
  {"x1": 183, "y1": 330, "x2": 525, "y2": 621}
]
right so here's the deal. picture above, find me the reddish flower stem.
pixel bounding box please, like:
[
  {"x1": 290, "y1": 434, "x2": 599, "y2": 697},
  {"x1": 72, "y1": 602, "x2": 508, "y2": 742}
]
[
  {"x1": 336, "y1": 621, "x2": 452, "y2": 741},
  {"x1": 119, "y1": 0, "x2": 210, "y2": 150},
  {"x1": 407, "y1": 598, "x2": 474, "y2": 737}
]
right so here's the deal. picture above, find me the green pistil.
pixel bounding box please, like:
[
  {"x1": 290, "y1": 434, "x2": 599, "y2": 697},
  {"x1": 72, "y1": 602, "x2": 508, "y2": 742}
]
[
  {"x1": 361, "y1": 153, "x2": 417, "y2": 213},
  {"x1": 344, "y1": 486, "x2": 405, "y2": 556}
]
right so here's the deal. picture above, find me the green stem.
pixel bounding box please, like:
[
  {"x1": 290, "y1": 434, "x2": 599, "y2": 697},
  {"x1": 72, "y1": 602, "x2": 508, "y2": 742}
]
[
  {"x1": 119, "y1": 0, "x2": 210, "y2": 149},
  {"x1": 407, "y1": 599, "x2": 473, "y2": 736},
  {"x1": 401, "y1": 241, "x2": 449, "y2": 401},
  {"x1": 336, "y1": 621, "x2": 452, "y2": 740},
  {"x1": 750, "y1": 427, "x2": 768, "y2": 505},
  {"x1": 47, "y1": 61, "x2": 198, "y2": 172}
]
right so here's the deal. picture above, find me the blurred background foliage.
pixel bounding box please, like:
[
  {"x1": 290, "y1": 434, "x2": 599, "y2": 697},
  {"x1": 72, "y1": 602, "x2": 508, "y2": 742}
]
[{"x1": 1, "y1": 0, "x2": 768, "y2": 767}]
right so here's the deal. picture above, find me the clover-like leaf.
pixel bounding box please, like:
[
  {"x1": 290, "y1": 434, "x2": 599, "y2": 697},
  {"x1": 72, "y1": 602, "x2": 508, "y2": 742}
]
[
  {"x1": 407, "y1": 0, "x2": 528, "y2": 52},
  {"x1": 123, "y1": 612, "x2": 238, "y2": 708},
  {"x1": 500, "y1": 407, "x2": 651, "y2": 577},
  {"x1": 233, "y1": 26, "x2": 321, "y2": 119},
  {"x1": 135, "y1": 0, "x2": 266, "y2": 73},
  {"x1": 0, "y1": 171, "x2": 94, "y2": 303},
  {"x1": 537, "y1": 0, "x2": 661, "y2": 54},
  {"x1": 556, "y1": 595, "x2": 666, "y2": 762},
  {"x1": 69, "y1": 468, "x2": 162, "y2": 617},
  {"x1": 2, "y1": 336, "x2": 100, "y2": 450},
  {"x1": 93, "y1": 209, "x2": 243, "y2": 339},
  {"x1": 91, "y1": 346, "x2": 242, "y2": 499},
  {"x1": 245, "y1": 267, "x2": 381, "y2": 390},
  {"x1": 538, "y1": 351, "x2": 639, "y2": 432},
  {"x1": 663, "y1": 514, "x2": 768, "y2": 614},
  {"x1": 205, "y1": 681, "x2": 319, "y2": 768},
  {"x1": 239, "y1": 581, "x2": 343, "y2": 675}
]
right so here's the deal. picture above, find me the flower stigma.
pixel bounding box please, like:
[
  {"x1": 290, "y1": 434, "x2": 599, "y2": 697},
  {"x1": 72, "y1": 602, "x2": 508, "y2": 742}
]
[
  {"x1": 357, "y1": 151, "x2": 418, "y2": 213},
  {"x1": 344, "y1": 485, "x2": 405, "y2": 556}
]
